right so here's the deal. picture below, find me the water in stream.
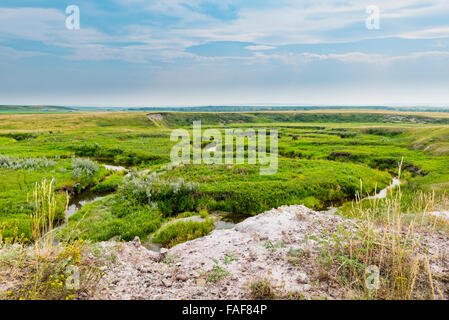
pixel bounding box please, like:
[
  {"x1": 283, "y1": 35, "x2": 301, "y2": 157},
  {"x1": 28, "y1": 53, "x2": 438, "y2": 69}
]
[
  {"x1": 103, "y1": 164, "x2": 128, "y2": 172},
  {"x1": 54, "y1": 163, "x2": 126, "y2": 230},
  {"x1": 49, "y1": 191, "x2": 107, "y2": 234},
  {"x1": 365, "y1": 178, "x2": 401, "y2": 200},
  {"x1": 67, "y1": 191, "x2": 105, "y2": 219},
  {"x1": 320, "y1": 178, "x2": 402, "y2": 214},
  {"x1": 66, "y1": 164, "x2": 127, "y2": 218}
]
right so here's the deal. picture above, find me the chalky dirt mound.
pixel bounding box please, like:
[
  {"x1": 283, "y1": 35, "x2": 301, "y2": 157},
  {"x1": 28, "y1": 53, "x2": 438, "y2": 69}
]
[{"x1": 91, "y1": 205, "x2": 449, "y2": 300}]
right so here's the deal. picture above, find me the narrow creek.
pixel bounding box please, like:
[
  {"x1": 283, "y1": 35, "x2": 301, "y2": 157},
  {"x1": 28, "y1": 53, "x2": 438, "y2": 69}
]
[
  {"x1": 67, "y1": 191, "x2": 105, "y2": 219},
  {"x1": 67, "y1": 163, "x2": 127, "y2": 219},
  {"x1": 58, "y1": 163, "x2": 401, "y2": 250},
  {"x1": 320, "y1": 178, "x2": 402, "y2": 215},
  {"x1": 365, "y1": 178, "x2": 401, "y2": 200},
  {"x1": 58, "y1": 164, "x2": 249, "y2": 249},
  {"x1": 51, "y1": 164, "x2": 127, "y2": 233},
  {"x1": 102, "y1": 164, "x2": 128, "y2": 172}
]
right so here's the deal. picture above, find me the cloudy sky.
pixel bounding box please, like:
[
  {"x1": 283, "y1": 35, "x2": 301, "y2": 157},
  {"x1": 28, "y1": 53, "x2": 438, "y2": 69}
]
[{"x1": 1, "y1": 0, "x2": 449, "y2": 107}]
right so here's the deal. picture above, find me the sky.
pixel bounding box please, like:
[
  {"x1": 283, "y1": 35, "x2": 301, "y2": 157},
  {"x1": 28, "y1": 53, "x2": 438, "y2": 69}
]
[{"x1": 1, "y1": 0, "x2": 449, "y2": 107}]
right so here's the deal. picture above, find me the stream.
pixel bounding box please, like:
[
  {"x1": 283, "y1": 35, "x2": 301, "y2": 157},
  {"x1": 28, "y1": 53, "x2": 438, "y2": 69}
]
[
  {"x1": 58, "y1": 164, "x2": 249, "y2": 249},
  {"x1": 320, "y1": 178, "x2": 402, "y2": 215},
  {"x1": 59, "y1": 163, "x2": 401, "y2": 250},
  {"x1": 67, "y1": 164, "x2": 127, "y2": 218},
  {"x1": 103, "y1": 164, "x2": 128, "y2": 172},
  {"x1": 365, "y1": 178, "x2": 401, "y2": 200},
  {"x1": 67, "y1": 191, "x2": 105, "y2": 219},
  {"x1": 51, "y1": 164, "x2": 128, "y2": 233}
]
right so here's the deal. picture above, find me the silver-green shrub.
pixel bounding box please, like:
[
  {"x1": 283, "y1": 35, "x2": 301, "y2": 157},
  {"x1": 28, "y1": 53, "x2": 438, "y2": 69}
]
[
  {"x1": 0, "y1": 155, "x2": 56, "y2": 170},
  {"x1": 120, "y1": 173, "x2": 199, "y2": 207},
  {"x1": 71, "y1": 157, "x2": 99, "y2": 179}
]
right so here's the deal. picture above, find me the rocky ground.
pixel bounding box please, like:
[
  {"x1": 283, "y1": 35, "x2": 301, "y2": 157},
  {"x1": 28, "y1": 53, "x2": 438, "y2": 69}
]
[
  {"x1": 87, "y1": 204, "x2": 449, "y2": 300},
  {"x1": 89, "y1": 205, "x2": 361, "y2": 300},
  {"x1": 2, "y1": 204, "x2": 447, "y2": 300}
]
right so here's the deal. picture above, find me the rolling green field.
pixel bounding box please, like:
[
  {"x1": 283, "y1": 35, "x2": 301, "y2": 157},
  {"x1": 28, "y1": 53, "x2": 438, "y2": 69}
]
[{"x1": 1, "y1": 110, "x2": 449, "y2": 243}]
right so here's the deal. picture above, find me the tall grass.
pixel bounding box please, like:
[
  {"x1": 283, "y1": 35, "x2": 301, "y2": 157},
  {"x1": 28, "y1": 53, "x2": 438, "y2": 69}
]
[
  {"x1": 322, "y1": 160, "x2": 445, "y2": 299},
  {"x1": 32, "y1": 179, "x2": 57, "y2": 247},
  {"x1": 0, "y1": 179, "x2": 103, "y2": 300}
]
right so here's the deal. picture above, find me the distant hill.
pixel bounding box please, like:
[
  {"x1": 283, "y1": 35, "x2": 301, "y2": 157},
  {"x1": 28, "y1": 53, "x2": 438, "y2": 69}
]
[
  {"x1": 2, "y1": 105, "x2": 449, "y2": 114},
  {"x1": 0, "y1": 105, "x2": 78, "y2": 114},
  {"x1": 127, "y1": 105, "x2": 449, "y2": 113}
]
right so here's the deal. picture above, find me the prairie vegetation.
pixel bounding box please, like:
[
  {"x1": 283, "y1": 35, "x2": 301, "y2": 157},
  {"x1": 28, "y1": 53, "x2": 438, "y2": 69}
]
[
  {"x1": 1, "y1": 111, "x2": 449, "y2": 242},
  {"x1": 322, "y1": 185, "x2": 449, "y2": 299},
  {"x1": 1, "y1": 111, "x2": 449, "y2": 299},
  {"x1": 0, "y1": 180, "x2": 104, "y2": 300}
]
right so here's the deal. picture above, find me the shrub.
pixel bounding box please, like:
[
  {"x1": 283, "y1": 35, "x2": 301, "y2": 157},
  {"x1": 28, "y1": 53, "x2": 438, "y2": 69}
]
[
  {"x1": 71, "y1": 158, "x2": 99, "y2": 180},
  {"x1": 118, "y1": 174, "x2": 200, "y2": 217},
  {"x1": 0, "y1": 155, "x2": 56, "y2": 171},
  {"x1": 206, "y1": 259, "x2": 231, "y2": 283},
  {"x1": 8, "y1": 132, "x2": 37, "y2": 141}
]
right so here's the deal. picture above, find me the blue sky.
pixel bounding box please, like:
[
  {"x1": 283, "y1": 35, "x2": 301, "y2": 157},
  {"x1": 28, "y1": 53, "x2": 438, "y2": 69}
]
[{"x1": 1, "y1": 0, "x2": 449, "y2": 107}]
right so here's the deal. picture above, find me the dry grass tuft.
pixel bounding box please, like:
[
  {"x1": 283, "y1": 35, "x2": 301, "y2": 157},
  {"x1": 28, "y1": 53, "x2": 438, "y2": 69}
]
[{"x1": 247, "y1": 278, "x2": 277, "y2": 300}]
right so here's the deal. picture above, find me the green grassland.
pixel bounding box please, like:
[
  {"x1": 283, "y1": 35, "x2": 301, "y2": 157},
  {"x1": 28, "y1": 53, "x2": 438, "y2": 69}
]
[{"x1": 1, "y1": 110, "x2": 449, "y2": 243}]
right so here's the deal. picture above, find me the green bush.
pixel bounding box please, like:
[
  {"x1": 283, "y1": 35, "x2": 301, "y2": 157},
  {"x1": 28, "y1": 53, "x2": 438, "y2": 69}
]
[{"x1": 153, "y1": 218, "x2": 215, "y2": 248}]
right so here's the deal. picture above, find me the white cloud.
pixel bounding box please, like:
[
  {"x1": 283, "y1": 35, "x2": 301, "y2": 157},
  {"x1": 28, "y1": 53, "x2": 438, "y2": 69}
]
[
  {"x1": 172, "y1": 0, "x2": 449, "y2": 45},
  {"x1": 251, "y1": 50, "x2": 449, "y2": 68},
  {"x1": 400, "y1": 27, "x2": 449, "y2": 39},
  {"x1": 1, "y1": 1, "x2": 449, "y2": 64},
  {"x1": 245, "y1": 45, "x2": 276, "y2": 51},
  {"x1": 0, "y1": 7, "x2": 192, "y2": 63}
]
